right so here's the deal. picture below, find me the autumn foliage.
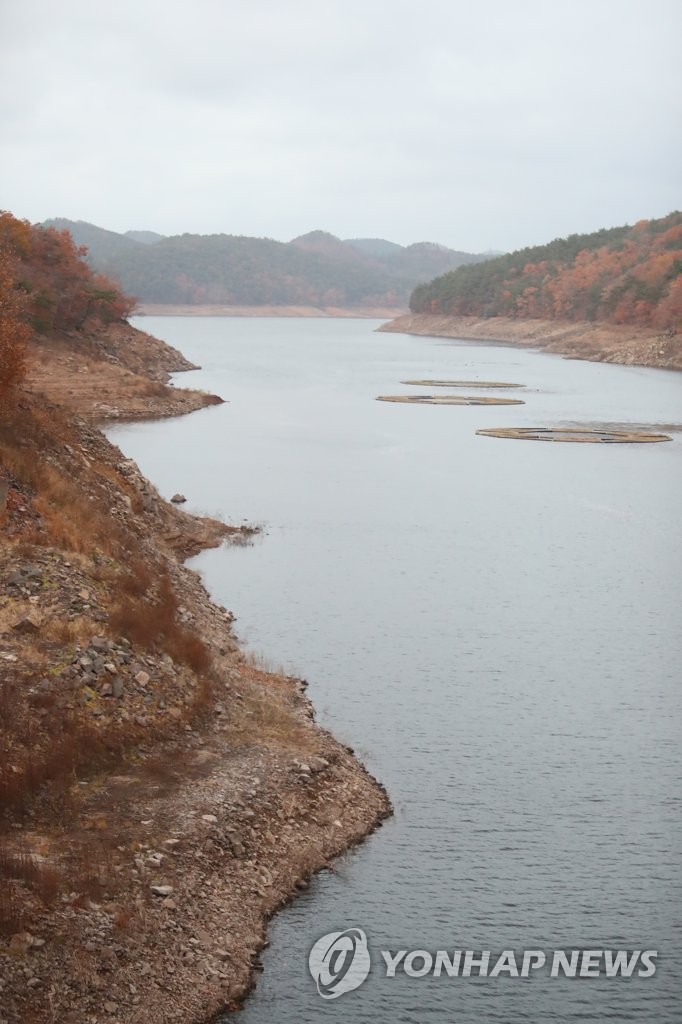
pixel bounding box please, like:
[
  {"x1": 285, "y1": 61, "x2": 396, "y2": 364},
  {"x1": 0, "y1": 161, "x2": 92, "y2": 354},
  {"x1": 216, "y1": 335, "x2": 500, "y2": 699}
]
[
  {"x1": 0, "y1": 211, "x2": 136, "y2": 396},
  {"x1": 0, "y1": 252, "x2": 30, "y2": 396},
  {"x1": 411, "y1": 213, "x2": 682, "y2": 330}
]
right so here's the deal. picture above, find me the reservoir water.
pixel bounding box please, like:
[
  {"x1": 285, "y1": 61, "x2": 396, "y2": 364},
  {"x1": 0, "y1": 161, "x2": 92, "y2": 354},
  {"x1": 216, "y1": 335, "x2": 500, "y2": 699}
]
[{"x1": 109, "y1": 316, "x2": 682, "y2": 1023}]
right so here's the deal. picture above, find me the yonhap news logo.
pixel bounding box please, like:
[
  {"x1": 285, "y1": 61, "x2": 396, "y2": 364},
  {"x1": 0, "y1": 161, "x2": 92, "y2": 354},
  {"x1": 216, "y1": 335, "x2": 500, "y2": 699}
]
[
  {"x1": 308, "y1": 929, "x2": 658, "y2": 999},
  {"x1": 308, "y1": 928, "x2": 371, "y2": 999}
]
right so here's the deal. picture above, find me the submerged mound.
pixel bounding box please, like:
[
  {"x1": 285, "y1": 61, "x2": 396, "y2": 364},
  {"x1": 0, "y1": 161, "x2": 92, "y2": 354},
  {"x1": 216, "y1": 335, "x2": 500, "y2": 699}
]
[
  {"x1": 377, "y1": 394, "x2": 525, "y2": 406},
  {"x1": 476, "y1": 427, "x2": 672, "y2": 443},
  {"x1": 401, "y1": 379, "x2": 524, "y2": 388}
]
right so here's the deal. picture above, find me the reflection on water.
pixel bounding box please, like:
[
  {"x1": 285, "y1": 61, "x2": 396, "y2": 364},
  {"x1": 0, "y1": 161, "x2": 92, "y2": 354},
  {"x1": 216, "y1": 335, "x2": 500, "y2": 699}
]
[{"x1": 109, "y1": 317, "x2": 682, "y2": 1023}]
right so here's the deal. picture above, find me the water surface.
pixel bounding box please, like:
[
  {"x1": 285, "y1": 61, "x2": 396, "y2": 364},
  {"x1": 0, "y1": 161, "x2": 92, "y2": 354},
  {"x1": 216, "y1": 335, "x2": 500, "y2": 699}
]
[{"x1": 109, "y1": 316, "x2": 682, "y2": 1023}]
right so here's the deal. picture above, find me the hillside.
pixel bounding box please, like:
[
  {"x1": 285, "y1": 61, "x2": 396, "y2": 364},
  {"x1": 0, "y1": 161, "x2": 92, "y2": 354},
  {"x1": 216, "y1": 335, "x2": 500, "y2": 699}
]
[
  {"x1": 409, "y1": 213, "x2": 682, "y2": 330},
  {"x1": 44, "y1": 219, "x2": 489, "y2": 310},
  {"x1": 0, "y1": 211, "x2": 390, "y2": 1022}
]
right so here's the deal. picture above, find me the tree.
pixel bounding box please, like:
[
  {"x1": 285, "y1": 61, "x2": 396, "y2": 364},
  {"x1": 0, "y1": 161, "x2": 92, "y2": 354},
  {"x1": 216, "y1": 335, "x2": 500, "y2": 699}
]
[{"x1": 0, "y1": 250, "x2": 29, "y2": 398}]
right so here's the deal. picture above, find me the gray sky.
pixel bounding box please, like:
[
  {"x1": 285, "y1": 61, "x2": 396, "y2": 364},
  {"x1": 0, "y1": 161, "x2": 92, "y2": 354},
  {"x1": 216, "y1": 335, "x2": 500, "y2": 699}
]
[{"x1": 1, "y1": 0, "x2": 680, "y2": 252}]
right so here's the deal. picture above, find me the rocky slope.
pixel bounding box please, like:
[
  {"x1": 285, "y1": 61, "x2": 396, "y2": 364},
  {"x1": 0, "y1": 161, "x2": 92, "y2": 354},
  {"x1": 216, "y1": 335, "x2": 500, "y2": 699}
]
[
  {"x1": 24, "y1": 320, "x2": 224, "y2": 422},
  {"x1": 0, "y1": 322, "x2": 390, "y2": 1023}
]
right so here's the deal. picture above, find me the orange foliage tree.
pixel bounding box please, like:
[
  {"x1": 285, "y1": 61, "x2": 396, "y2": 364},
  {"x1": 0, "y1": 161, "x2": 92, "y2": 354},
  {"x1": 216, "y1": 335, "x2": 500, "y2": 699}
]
[
  {"x1": 0, "y1": 211, "x2": 136, "y2": 335},
  {"x1": 0, "y1": 249, "x2": 30, "y2": 397},
  {"x1": 411, "y1": 213, "x2": 682, "y2": 330}
]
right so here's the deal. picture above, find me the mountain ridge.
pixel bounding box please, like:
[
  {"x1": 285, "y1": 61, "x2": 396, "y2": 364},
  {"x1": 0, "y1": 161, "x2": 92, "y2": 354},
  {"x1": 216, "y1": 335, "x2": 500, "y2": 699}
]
[{"x1": 43, "y1": 219, "x2": 490, "y2": 309}]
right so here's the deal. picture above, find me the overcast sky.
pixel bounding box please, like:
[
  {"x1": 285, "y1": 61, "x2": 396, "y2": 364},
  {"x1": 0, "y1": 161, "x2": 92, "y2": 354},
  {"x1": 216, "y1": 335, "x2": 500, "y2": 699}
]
[{"x1": 1, "y1": 0, "x2": 680, "y2": 252}]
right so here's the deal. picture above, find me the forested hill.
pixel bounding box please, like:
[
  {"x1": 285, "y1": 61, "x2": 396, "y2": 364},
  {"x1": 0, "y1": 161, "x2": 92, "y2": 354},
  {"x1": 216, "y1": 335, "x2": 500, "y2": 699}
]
[
  {"x1": 44, "y1": 220, "x2": 488, "y2": 308},
  {"x1": 410, "y1": 214, "x2": 682, "y2": 330},
  {"x1": 0, "y1": 211, "x2": 134, "y2": 337}
]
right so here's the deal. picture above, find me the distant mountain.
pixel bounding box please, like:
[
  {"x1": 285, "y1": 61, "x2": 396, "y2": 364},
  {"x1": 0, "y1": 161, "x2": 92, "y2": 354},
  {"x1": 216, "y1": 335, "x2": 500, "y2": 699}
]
[
  {"x1": 410, "y1": 213, "x2": 682, "y2": 329},
  {"x1": 46, "y1": 218, "x2": 140, "y2": 263},
  {"x1": 344, "y1": 237, "x2": 404, "y2": 258},
  {"x1": 124, "y1": 230, "x2": 165, "y2": 245},
  {"x1": 43, "y1": 220, "x2": 491, "y2": 308}
]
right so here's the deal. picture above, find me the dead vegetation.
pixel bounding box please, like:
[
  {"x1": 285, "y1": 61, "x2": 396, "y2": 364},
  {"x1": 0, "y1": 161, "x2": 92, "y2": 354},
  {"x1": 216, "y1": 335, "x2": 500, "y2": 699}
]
[
  {"x1": 0, "y1": 393, "x2": 226, "y2": 937},
  {"x1": 0, "y1": 384, "x2": 333, "y2": 952},
  {"x1": 0, "y1": 302, "x2": 390, "y2": 1023}
]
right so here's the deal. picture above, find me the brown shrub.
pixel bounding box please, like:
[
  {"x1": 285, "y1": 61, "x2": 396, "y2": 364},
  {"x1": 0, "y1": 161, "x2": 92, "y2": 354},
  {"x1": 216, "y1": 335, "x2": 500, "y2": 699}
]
[
  {"x1": 168, "y1": 631, "x2": 211, "y2": 674},
  {"x1": 110, "y1": 572, "x2": 212, "y2": 674},
  {"x1": 0, "y1": 845, "x2": 60, "y2": 935},
  {"x1": 119, "y1": 559, "x2": 154, "y2": 597},
  {"x1": 0, "y1": 674, "x2": 141, "y2": 819}
]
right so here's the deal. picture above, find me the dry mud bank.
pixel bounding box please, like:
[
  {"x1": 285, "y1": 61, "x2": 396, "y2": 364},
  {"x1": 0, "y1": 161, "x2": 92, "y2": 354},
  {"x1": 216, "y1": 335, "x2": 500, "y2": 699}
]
[
  {"x1": 137, "y1": 303, "x2": 406, "y2": 319},
  {"x1": 379, "y1": 313, "x2": 682, "y2": 371},
  {"x1": 24, "y1": 321, "x2": 223, "y2": 423},
  {"x1": 0, "y1": 319, "x2": 390, "y2": 1024}
]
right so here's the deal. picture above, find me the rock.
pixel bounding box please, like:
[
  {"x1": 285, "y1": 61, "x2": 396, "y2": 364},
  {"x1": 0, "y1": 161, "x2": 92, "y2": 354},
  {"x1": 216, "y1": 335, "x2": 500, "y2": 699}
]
[
  {"x1": 111, "y1": 677, "x2": 124, "y2": 699},
  {"x1": 201, "y1": 814, "x2": 218, "y2": 824},
  {"x1": 170, "y1": 493, "x2": 187, "y2": 504},
  {"x1": 135, "y1": 671, "x2": 150, "y2": 687},
  {"x1": 8, "y1": 932, "x2": 33, "y2": 955},
  {"x1": 11, "y1": 618, "x2": 40, "y2": 636},
  {"x1": 91, "y1": 637, "x2": 111, "y2": 653},
  {"x1": 150, "y1": 885, "x2": 174, "y2": 897},
  {"x1": 308, "y1": 756, "x2": 330, "y2": 773},
  {"x1": 229, "y1": 839, "x2": 245, "y2": 859}
]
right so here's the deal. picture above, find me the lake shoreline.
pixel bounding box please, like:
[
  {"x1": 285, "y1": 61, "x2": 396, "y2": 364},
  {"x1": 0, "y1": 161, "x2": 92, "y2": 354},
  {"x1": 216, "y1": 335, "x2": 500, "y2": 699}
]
[
  {"x1": 137, "y1": 303, "x2": 407, "y2": 319},
  {"x1": 0, "y1": 318, "x2": 391, "y2": 1024},
  {"x1": 378, "y1": 313, "x2": 682, "y2": 371}
]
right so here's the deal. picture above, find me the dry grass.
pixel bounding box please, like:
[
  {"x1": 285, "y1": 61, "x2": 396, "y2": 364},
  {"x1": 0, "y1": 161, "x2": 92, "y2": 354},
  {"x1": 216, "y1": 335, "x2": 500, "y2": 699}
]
[
  {"x1": 109, "y1": 572, "x2": 212, "y2": 675},
  {"x1": 230, "y1": 683, "x2": 315, "y2": 753},
  {"x1": 119, "y1": 559, "x2": 154, "y2": 597},
  {"x1": 239, "y1": 648, "x2": 290, "y2": 677},
  {"x1": 0, "y1": 401, "x2": 134, "y2": 558},
  {"x1": 0, "y1": 845, "x2": 60, "y2": 936},
  {"x1": 41, "y1": 614, "x2": 95, "y2": 646},
  {"x1": 0, "y1": 676, "x2": 137, "y2": 818}
]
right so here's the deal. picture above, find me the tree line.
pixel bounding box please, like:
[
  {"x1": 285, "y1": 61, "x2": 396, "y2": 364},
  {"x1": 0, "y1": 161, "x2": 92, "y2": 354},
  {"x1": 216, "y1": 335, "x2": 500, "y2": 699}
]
[
  {"x1": 0, "y1": 211, "x2": 135, "y2": 398},
  {"x1": 410, "y1": 213, "x2": 682, "y2": 330}
]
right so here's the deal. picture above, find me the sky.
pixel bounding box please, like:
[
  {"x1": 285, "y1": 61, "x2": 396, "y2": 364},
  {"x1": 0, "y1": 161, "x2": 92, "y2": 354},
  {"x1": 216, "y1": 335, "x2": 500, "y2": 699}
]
[{"x1": 1, "y1": 0, "x2": 680, "y2": 253}]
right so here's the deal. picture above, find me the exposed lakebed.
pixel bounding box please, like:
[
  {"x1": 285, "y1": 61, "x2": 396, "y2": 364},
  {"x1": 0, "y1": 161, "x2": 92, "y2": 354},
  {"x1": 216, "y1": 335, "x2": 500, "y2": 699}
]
[{"x1": 109, "y1": 317, "x2": 682, "y2": 1024}]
